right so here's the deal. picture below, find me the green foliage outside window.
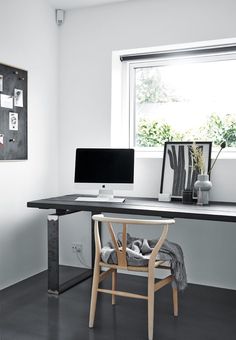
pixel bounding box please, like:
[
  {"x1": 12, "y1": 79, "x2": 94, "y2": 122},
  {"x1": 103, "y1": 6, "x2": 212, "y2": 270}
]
[
  {"x1": 136, "y1": 113, "x2": 236, "y2": 147},
  {"x1": 202, "y1": 113, "x2": 236, "y2": 147},
  {"x1": 137, "y1": 119, "x2": 184, "y2": 147}
]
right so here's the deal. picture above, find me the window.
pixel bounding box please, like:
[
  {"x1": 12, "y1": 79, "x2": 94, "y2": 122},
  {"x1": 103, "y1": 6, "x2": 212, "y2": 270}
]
[{"x1": 121, "y1": 44, "x2": 236, "y2": 151}]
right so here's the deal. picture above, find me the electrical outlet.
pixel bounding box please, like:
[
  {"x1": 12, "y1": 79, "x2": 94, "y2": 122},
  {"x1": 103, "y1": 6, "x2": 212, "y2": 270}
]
[{"x1": 72, "y1": 242, "x2": 83, "y2": 253}]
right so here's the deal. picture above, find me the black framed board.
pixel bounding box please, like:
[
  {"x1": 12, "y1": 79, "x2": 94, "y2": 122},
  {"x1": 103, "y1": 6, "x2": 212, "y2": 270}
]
[{"x1": 0, "y1": 63, "x2": 27, "y2": 160}]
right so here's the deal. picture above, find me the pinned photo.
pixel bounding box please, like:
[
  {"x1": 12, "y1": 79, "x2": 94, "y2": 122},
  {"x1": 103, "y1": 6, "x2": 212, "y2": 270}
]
[
  {"x1": 9, "y1": 112, "x2": 18, "y2": 131},
  {"x1": 14, "y1": 89, "x2": 23, "y2": 107},
  {"x1": 0, "y1": 133, "x2": 4, "y2": 146},
  {"x1": 0, "y1": 75, "x2": 3, "y2": 92},
  {"x1": 1, "y1": 94, "x2": 13, "y2": 109}
]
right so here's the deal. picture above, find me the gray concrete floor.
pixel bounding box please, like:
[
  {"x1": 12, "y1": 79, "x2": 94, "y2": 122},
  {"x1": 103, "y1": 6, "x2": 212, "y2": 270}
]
[{"x1": 0, "y1": 271, "x2": 236, "y2": 340}]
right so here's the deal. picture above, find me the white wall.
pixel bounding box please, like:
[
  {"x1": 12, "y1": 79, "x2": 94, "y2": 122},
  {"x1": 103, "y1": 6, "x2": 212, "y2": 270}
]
[
  {"x1": 0, "y1": 0, "x2": 59, "y2": 289},
  {"x1": 58, "y1": 0, "x2": 236, "y2": 289}
]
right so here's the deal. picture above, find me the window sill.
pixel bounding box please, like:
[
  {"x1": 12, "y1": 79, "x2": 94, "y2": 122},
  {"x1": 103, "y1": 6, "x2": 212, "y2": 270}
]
[{"x1": 135, "y1": 148, "x2": 236, "y2": 160}]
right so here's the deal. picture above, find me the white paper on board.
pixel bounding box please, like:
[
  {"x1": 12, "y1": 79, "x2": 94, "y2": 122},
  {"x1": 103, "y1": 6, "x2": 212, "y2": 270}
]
[
  {"x1": 14, "y1": 89, "x2": 23, "y2": 107},
  {"x1": 1, "y1": 94, "x2": 13, "y2": 109},
  {"x1": 0, "y1": 133, "x2": 4, "y2": 145},
  {"x1": 0, "y1": 75, "x2": 3, "y2": 92},
  {"x1": 9, "y1": 112, "x2": 18, "y2": 131}
]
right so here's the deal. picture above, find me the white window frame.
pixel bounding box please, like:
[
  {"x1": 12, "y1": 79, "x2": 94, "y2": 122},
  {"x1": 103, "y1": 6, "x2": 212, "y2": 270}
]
[{"x1": 111, "y1": 39, "x2": 236, "y2": 158}]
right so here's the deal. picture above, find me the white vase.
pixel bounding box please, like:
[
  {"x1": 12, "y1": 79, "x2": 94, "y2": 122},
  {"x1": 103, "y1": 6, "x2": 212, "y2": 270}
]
[{"x1": 194, "y1": 174, "x2": 212, "y2": 205}]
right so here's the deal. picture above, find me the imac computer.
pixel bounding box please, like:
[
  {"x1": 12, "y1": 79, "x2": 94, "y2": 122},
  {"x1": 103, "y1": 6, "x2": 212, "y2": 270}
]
[{"x1": 74, "y1": 148, "x2": 134, "y2": 202}]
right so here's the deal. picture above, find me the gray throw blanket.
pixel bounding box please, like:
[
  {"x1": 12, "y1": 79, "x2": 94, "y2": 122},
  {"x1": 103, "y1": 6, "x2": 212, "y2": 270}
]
[{"x1": 101, "y1": 233, "x2": 187, "y2": 291}]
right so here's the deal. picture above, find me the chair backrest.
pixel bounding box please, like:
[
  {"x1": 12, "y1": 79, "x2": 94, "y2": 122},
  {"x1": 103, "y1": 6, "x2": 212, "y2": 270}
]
[{"x1": 92, "y1": 214, "x2": 175, "y2": 269}]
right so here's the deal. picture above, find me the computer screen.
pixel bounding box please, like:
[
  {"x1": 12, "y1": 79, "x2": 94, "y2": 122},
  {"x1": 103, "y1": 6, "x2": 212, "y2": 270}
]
[{"x1": 74, "y1": 148, "x2": 134, "y2": 184}]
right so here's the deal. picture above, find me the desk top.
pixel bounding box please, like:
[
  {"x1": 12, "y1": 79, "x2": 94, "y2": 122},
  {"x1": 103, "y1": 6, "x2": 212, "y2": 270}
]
[{"x1": 27, "y1": 194, "x2": 236, "y2": 223}]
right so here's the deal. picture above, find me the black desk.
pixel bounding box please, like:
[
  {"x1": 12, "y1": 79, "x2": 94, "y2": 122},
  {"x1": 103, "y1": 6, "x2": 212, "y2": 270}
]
[{"x1": 27, "y1": 194, "x2": 236, "y2": 294}]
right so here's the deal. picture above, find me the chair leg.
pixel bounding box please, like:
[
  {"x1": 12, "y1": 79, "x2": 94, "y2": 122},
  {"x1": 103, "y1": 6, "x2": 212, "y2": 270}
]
[
  {"x1": 172, "y1": 286, "x2": 178, "y2": 317},
  {"x1": 112, "y1": 269, "x2": 117, "y2": 305},
  {"x1": 89, "y1": 261, "x2": 100, "y2": 328},
  {"x1": 147, "y1": 271, "x2": 155, "y2": 340}
]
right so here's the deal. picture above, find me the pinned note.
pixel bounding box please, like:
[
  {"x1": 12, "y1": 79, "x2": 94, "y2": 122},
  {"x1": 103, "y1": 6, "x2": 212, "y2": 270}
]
[
  {"x1": 14, "y1": 89, "x2": 23, "y2": 107},
  {"x1": 1, "y1": 94, "x2": 13, "y2": 109},
  {"x1": 9, "y1": 112, "x2": 18, "y2": 131},
  {"x1": 0, "y1": 75, "x2": 3, "y2": 92},
  {"x1": 0, "y1": 133, "x2": 4, "y2": 146}
]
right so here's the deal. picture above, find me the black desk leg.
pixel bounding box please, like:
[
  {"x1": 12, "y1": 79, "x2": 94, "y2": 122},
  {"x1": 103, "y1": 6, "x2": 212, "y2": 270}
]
[
  {"x1": 47, "y1": 215, "x2": 59, "y2": 294},
  {"x1": 47, "y1": 212, "x2": 93, "y2": 295}
]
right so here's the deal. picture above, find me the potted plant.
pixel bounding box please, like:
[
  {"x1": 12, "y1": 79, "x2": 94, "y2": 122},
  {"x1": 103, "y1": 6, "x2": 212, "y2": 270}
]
[{"x1": 208, "y1": 141, "x2": 226, "y2": 175}]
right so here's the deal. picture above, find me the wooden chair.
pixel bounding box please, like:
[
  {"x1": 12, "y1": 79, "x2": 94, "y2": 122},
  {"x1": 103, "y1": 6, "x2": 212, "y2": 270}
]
[{"x1": 89, "y1": 214, "x2": 178, "y2": 340}]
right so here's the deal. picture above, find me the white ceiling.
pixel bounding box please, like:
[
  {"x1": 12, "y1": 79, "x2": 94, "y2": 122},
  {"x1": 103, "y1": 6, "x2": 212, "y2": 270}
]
[{"x1": 48, "y1": 0, "x2": 133, "y2": 10}]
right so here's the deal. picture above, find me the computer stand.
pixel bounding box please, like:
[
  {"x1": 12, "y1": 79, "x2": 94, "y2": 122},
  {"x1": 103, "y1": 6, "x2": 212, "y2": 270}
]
[{"x1": 98, "y1": 187, "x2": 114, "y2": 199}]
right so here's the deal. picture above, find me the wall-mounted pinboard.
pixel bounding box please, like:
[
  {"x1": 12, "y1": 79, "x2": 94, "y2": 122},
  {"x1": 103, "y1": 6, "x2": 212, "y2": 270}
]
[{"x1": 0, "y1": 63, "x2": 27, "y2": 160}]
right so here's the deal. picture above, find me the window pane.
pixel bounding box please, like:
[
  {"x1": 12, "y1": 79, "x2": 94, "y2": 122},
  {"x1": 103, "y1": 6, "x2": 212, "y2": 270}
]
[{"x1": 134, "y1": 59, "x2": 236, "y2": 148}]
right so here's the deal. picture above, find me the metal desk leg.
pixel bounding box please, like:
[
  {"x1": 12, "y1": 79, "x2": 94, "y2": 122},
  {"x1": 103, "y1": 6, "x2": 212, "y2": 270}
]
[
  {"x1": 47, "y1": 212, "x2": 93, "y2": 295},
  {"x1": 48, "y1": 215, "x2": 59, "y2": 294}
]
